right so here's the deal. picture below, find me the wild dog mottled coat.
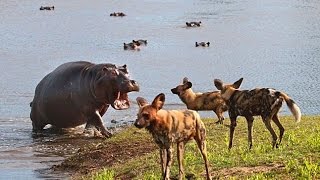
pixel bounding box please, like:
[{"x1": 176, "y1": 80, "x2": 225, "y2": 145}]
[
  {"x1": 214, "y1": 78, "x2": 301, "y2": 149},
  {"x1": 171, "y1": 77, "x2": 228, "y2": 124},
  {"x1": 134, "y1": 93, "x2": 210, "y2": 180}
]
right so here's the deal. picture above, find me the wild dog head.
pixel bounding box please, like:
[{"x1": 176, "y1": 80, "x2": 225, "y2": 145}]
[
  {"x1": 171, "y1": 77, "x2": 192, "y2": 96},
  {"x1": 214, "y1": 78, "x2": 243, "y2": 100},
  {"x1": 134, "y1": 93, "x2": 165, "y2": 129}
]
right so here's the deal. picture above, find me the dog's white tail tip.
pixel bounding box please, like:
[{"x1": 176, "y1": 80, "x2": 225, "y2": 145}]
[{"x1": 292, "y1": 103, "x2": 301, "y2": 123}]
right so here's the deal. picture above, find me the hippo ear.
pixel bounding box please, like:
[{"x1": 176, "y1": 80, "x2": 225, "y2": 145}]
[
  {"x1": 136, "y1": 97, "x2": 148, "y2": 107},
  {"x1": 151, "y1": 93, "x2": 165, "y2": 110},
  {"x1": 214, "y1": 79, "x2": 224, "y2": 90}
]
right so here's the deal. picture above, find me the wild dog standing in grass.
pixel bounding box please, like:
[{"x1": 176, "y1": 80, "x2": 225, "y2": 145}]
[
  {"x1": 134, "y1": 93, "x2": 210, "y2": 180},
  {"x1": 214, "y1": 78, "x2": 301, "y2": 149},
  {"x1": 171, "y1": 77, "x2": 228, "y2": 124}
]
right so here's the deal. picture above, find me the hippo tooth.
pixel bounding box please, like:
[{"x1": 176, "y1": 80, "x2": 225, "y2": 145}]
[{"x1": 117, "y1": 92, "x2": 121, "y2": 99}]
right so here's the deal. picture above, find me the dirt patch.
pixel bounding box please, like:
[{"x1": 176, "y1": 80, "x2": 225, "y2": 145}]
[
  {"x1": 211, "y1": 163, "x2": 285, "y2": 179},
  {"x1": 52, "y1": 129, "x2": 157, "y2": 178}
]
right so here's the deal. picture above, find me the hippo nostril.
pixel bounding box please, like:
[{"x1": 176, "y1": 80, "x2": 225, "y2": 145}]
[
  {"x1": 131, "y1": 80, "x2": 137, "y2": 85},
  {"x1": 129, "y1": 80, "x2": 139, "y2": 91}
]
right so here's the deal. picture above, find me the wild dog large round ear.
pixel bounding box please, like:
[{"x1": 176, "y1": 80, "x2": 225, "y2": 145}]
[
  {"x1": 183, "y1": 77, "x2": 189, "y2": 84},
  {"x1": 214, "y1": 79, "x2": 223, "y2": 90},
  {"x1": 136, "y1": 97, "x2": 148, "y2": 107},
  {"x1": 152, "y1": 93, "x2": 165, "y2": 110},
  {"x1": 233, "y1": 78, "x2": 243, "y2": 89},
  {"x1": 185, "y1": 82, "x2": 192, "y2": 89}
]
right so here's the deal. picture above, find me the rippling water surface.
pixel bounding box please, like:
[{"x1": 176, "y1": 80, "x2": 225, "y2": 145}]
[{"x1": 0, "y1": 0, "x2": 320, "y2": 178}]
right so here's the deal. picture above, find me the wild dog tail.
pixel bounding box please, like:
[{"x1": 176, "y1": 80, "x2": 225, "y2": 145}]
[{"x1": 278, "y1": 92, "x2": 301, "y2": 122}]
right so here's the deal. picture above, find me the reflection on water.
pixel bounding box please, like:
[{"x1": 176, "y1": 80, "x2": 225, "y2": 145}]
[{"x1": 0, "y1": 0, "x2": 320, "y2": 179}]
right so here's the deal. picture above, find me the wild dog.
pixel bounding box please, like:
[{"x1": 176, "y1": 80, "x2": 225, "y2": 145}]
[
  {"x1": 214, "y1": 78, "x2": 301, "y2": 149},
  {"x1": 134, "y1": 93, "x2": 210, "y2": 180},
  {"x1": 171, "y1": 77, "x2": 228, "y2": 124}
]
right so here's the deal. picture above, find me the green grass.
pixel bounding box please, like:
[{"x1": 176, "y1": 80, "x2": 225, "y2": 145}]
[
  {"x1": 91, "y1": 169, "x2": 115, "y2": 180},
  {"x1": 87, "y1": 115, "x2": 320, "y2": 179}
]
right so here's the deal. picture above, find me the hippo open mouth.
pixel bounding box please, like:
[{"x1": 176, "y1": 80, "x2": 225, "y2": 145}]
[
  {"x1": 113, "y1": 91, "x2": 130, "y2": 110},
  {"x1": 111, "y1": 79, "x2": 139, "y2": 110}
]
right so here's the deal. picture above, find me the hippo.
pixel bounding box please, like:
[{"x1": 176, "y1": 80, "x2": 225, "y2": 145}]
[
  {"x1": 195, "y1": 42, "x2": 210, "y2": 47},
  {"x1": 40, "y1": 6, "x2": 54, "y2": 10},
  {"x1": 132, "y1": 39, "x2": 147, "y2": 46},
  {"x1": 30, "y1": 61, "x2": 139, "y2": 137},
  {"x1": 110, "y1": 12, "x2": 126, "y2": 17},
  {"x1": 186, "y1": 21, "x2": 201, "y2": 27},
  {"x1": 123, "y1": 42, "x2": 140, "y2": 50}
]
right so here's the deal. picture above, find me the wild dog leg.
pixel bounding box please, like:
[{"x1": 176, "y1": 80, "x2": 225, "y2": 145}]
[
  {"x1": 229, "y1": 116, "x2": 237, "y2": 149},
  {"x1": 164, "y1": 147, "x2": 173, "y2": 180},
  {"x1": 272, "y1": 114, "x2": 285, "y2": 144},
  {"x1": 195, "y1": 138, "x2": 210, "y2": 180},
  {"x1": 177, "y1": 142, "x2": 185, "y2": 180},
  {"x1": 160, "y1": 148, "x2": 167, "y2": 177},
  {"x1": 214, "y1": 108, "x2": 225, "y2": 124},
  {"x1": 246, "y1": 116, "x2": 254, "y2": 149},
  {"x1": 262, "y1": 116, "x2": 278, "y2": 148}
]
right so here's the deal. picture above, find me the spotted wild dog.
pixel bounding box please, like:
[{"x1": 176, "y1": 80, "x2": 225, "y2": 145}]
[
  {"x1": 171, "y1": 77, "x2": 228, "y2": 124},
  {"x1": 214, "y1": 78, "x2": 301, "y2": 149},
  {"x1": 134, "y1": 93, "x2": 210, "y2": 180}
]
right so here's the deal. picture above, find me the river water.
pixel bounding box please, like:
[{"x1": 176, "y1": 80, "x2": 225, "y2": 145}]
[{"x1": 0, "y1": 0, "x2": 319, "y2": 179}]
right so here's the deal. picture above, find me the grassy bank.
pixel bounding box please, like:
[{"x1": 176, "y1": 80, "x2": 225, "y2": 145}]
[{"x1": 58, "y1": 115, "x2": 320, "y2": 179}]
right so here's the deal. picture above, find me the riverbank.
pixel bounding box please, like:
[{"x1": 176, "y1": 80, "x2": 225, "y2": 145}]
[{"x1": 53, "y1": 115, "x2": 319, "y2": 179}]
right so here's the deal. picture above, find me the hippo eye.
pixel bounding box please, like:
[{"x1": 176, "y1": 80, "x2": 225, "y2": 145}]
[
  {"x1": 107, "y1": 69, "x2": 119, "y2": 78},
  {"x1": 111, "y1": 69, "x2": 119, "y2": 76},
  {"x1": 142, "y1": 113, "x2": 150, "y2": 119}
]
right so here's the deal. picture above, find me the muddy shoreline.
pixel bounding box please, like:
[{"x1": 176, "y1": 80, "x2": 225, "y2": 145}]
[{"x1": 52, "y1": 125, "x2": 157, "y2": 179}]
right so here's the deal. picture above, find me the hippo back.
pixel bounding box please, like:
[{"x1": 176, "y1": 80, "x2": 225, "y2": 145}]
[{"x1": 31, "y1": 61, "x2": 100, "y2": 128}]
